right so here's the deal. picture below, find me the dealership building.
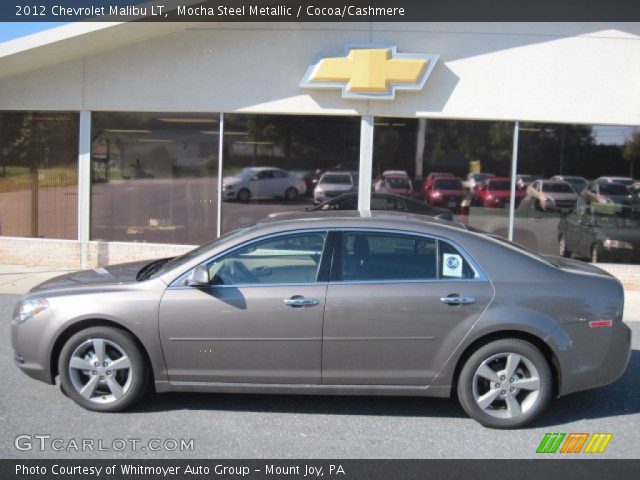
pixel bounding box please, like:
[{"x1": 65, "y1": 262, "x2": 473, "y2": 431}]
[{"x1": 0, "y1": 21, "x2": 639, "y2": 270}]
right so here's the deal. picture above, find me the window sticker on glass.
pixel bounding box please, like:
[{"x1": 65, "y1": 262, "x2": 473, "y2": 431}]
[{"x1": 443, "y1": 253, "x2": 463, "y2": 278}]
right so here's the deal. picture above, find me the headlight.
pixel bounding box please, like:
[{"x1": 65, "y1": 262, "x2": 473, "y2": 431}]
[
  {"x1": 315, "y1": 186, "x2": 323, "y2": 194},
  {"x1": 223, "y1": 184, "x2": 234, "y2": 191},
  {"x1": 14, "y1": 298, "x2": 49, "y2": 325},
  {"x1": 603, "y1": 239, "x2": 633, "y2": 249}
]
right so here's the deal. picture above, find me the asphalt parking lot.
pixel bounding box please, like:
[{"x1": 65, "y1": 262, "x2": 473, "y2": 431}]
[{"x1": 1, "y1": 293, "x2": 638, "y2": 459}]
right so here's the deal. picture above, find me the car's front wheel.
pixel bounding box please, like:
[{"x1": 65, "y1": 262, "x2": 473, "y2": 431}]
[
  {"x1": 285, "y1": 187, "x2": 298, "y2": 201},
  {"x1": 457, "y1": 338, "x2": 552, "y2": 429},
  {"x1": 58, "y1": 326, "x2": 148, "y2": 412}
]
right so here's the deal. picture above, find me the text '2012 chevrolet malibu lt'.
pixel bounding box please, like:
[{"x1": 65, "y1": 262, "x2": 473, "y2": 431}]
[{"x1": 11, "y1": 211, "x2": 631, "y2": 428}]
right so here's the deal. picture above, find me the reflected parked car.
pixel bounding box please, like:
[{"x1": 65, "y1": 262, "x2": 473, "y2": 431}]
[
  {"x1": 12, "y1": 211, "x2": 630, "y2": 429},
  {"x1": 374, "y1": 170, "x2": 413, "y2": 197},
  {"x1": 308, "y1": 192, "x2": 454, "y2": 221},
  {"x1": 474, "y1": 177, "x2": 525, "y2": 208},
  {"x1": 581, "y1": 182, "x2": 636, "y2": 207},
  {"x1": 551, "y1": 175, "x2": 589, "y2": 193},
  {"x1": 425, "y1": 176, "x2": 469, "y2": 213},
  {"x1": 313, "y1": 171, "x2": 357, "y2": 205},
  {"x1": 222, "y1": 167, "x2": 306, "y2": 203},
  {"x1": 558, "y1": 204, "x2": 640, "y2": 263},
  {"x1": 463, "y1": 172, "x2": 495, "y2": 192},
  {"x1": 526, "y1": 180, "x2": 578, "y2": 213},
  {"x1": 595, "y1": 176, "x2": 635, "y2": 187},
  {"x1": 630, "y1": 182, "x2": 640, "y2": 200}
]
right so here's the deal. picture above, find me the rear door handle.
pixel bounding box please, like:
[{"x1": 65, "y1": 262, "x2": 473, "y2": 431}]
[
  {"x1": 283, "y1": 296, "x2": 320, "y2": 308},
  {"x1": 440, "y1": 294, "x2": 476, "y2": 306}
]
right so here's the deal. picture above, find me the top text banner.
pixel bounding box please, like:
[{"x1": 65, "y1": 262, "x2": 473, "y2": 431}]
[{"x1": 4, "y1": 0, "x2": 640, "y2": 22}]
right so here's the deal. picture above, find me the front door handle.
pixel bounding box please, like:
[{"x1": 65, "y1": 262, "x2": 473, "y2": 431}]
[
  {"x1": 440, "y1": 294, "x2": 476, "y2": 306},
  {"x1": 283, "y1": 296, "x2": 320, "y2": 308}
]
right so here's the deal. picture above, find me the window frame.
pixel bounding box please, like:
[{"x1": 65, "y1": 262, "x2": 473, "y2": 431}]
[{"x1": 329, "y1": 228, "x2": 487, "y2": 284}]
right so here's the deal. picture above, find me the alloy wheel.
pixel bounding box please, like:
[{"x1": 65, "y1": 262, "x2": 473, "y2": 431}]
[
  {"x1": 471, "y1": 352, "x2": 541, "y2": 419},
  {"x1": 68, "y1": 338, "x2": 132, "y2": 404}
]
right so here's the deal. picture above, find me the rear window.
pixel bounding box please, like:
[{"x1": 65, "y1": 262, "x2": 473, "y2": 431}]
[
  {"x1": 488, "y1": 181, "x2": 511, "y2": 191},
  {"x1": 435, "y1": 179, "x2": 464, "y2": 190},
  {"x1": 542, "y1": 182, "x2": 574, "y2": 193},
  {"x1": 600, "y1": 184, "x2": 629, "y2": 195},
  {"x1": 386, "y1": 177, "x2": 410, "y2": 188},
  {"x1": 321, "y1": 174, "x2": 352, "y2": 185}
]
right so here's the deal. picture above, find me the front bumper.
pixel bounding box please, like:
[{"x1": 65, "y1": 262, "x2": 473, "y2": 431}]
[{"x1": 11, "y1": 301, "x2": 55, "y2": 384}]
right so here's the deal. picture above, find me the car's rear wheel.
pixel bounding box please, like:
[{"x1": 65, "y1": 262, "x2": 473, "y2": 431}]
[
  {"x1": 237, "y1": 188, "x2": 251, "y2": 203},
  {"x1": 58, "y1": 326, "x2": 148, "y2": 412},
  {"x1": 285, "y1": 187, "x2": 298, "y2": 201},
  {"x1": 558, "y1": 235, "x2": 571, "y2": 258},
  {"x1": 457, "y1": 338, "x2": 552, "y2": 429}
]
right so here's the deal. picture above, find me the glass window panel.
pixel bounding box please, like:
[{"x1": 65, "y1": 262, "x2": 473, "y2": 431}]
[
  {"x1": 209, "y1": 232, "x2": 326, "y2": 285},
  {"x1": 341, "y1": 232, "x2": 437, "y2": 281},
  {"x1": 220, "y1": 114, "x2": 360, "y2": 233},
  {"x1": 90, "y1": 112, "x2": 219, "y2": 245},
  {"x1": 515, "y1": 123, "x2": 640, "y2": 264},
  {"x1": 0, "y1": 111, "x2": 78, "y2": 239},
  {"x1": 372, "y1": 118, "x2": 514, "y2": 237}
]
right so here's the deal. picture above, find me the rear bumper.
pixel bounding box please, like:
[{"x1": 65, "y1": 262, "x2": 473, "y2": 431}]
[{"x1": 553, "y1": 321, "x2": 631, "y2": 396}]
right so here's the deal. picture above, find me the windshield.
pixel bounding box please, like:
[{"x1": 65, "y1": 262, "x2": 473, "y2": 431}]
[
  {"x1": 386, "y1": 177, "x2": 410, "y2": 188},
  {"x1": 595, "y1": 214, "x2": 640, "y2": 228},
  {"x1": 542, "y1": 182, "x2": 574, "y2": 193},
  {"x1": 600, "y1": 184, "x2": 629, "y2": 195},
  {"x1": 147, "y1": 225, "x2": 254, "y2": 279},
  {"x1": 488, "y1": 181, "x2": 511, "y2": 191},
  {"x1": 238, "y1": 168, "x2": 257, "y2": 179},
  {"x1": 473, "y1": 174, "x2": 493, "y2": 181},
  {"x1": 435, "y1": 179, "x2": 464, "y2": 190},
  {"x1": 321, "y1": 174, "x2": 352, "y2": 185}
]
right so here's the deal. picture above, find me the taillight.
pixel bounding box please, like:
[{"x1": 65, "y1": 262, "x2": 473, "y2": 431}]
[{"x1": 589, "y1": 320, "x2": 613, "y2": 328}]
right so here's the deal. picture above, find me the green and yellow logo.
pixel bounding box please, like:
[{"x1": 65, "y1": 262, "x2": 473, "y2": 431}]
[{"x1": 536, "y1": 433, "x2": 613, "y2": 454}]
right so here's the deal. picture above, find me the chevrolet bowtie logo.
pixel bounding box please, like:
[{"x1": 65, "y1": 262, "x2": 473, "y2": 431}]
[{"x1": 300, "y1": 45, "x2": 439, "y2": 100}]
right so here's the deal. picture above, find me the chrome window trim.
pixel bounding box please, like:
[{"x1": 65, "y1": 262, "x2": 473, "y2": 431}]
[
  {"x1": 168, "y1": 228, "x2": 330, "y2": 288},
  {"x1": 168, "y1": 226, "x2": 489, "y2": 289}
]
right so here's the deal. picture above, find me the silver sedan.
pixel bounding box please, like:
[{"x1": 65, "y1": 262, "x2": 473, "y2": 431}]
[{"x1": 11, "y1": 211, "x2": 631, "y2": 428}]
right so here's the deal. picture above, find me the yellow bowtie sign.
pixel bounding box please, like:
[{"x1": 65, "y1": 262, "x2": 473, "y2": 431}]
[{"x1": 300, "y1": 45, "x2": 439, "y2": 100}]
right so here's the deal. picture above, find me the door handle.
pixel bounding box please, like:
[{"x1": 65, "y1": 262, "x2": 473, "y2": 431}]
[
  {"x1": 283, "y1": 296, "x2": 320, "y2": 308},
  {"x1": 440, "y1": 294, "x2": 476, "y2": 306}
]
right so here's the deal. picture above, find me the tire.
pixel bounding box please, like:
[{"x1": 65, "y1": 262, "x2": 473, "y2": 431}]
[
  {"x1": 558, "y1": 235, "x2": 571, "y2": 258},
  {"x1": 237, "y1": 188, "x2": 251, "y2": 203},
  {"x1": 58, "y1": 326, "x2": 148, "y2": 412},
  {"x1": 285, "y1": 187, "x2": 298, "y2": 201},
  {"x1": 457, "y1": 338, "x2": 552, "y2": 429}
]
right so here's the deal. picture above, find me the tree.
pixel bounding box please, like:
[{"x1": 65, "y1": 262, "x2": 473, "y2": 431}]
[{"x1": 623, "y1": 131, "x2": 640, "y2": 178}]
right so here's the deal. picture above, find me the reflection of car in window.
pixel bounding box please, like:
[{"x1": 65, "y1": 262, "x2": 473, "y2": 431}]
[
  {"x1": 558, "y1": 205, "x2": 640, "y2": 263},
  {"x1": 307, "y1": 193, "x2": 454, "y2": 221},
  {"x1": 473, "y1": 177, "x2": 525, "y2": 208},
  {"x1": 313, "y1": 171, "x2": 357, "y2": 205},
  {"x1": 424, "y1": 177, "x2": 469, "y2": 213},
  {"x1": 526, "y1": 180, "x2": 578, "y2": 213},
  {"x1": 222, "y1": 167, "x2": 307, "y2": 203},
  {"x1": 374, "y1": 170, "x2": 413, "y2": 197},
  {"x1": 581, "y1": 181, "x2": 635, "y2": 207}
]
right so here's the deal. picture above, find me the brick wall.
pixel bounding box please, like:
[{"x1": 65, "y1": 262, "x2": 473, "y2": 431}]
[{"x1": 0, "y1": 237, "x2": 193, "y2": 269}]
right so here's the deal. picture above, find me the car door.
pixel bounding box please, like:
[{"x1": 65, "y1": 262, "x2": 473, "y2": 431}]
[
  {"x1": 252, "y1": 170, "x2": 274, "y2": 197},
  {"x1": 159, "y1": 231, "x2": 331, "y2": 384},
  {"x1": 322, "y1": 230, "x2": 493, "y2": 386}
]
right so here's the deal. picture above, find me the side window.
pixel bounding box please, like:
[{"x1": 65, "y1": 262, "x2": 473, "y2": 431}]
[
  {"x1": 335, "y1": 196, "x2": 358, "y2": 210},
  {"x1": 208, "y1": 232, "x2": 326, "y2": 286},
  {"x1": 273, "y1": 170, "x2": 287, "y2": 178},
  {"x1": 438, "y1": 241, "x2": 474, "y2": 279},
  {"x1": 341, "y1": 232, "x2": 437, "y2": 281}
]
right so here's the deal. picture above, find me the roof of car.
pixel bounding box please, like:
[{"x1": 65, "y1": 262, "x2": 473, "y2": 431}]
[
  {"x1": 257, "y1": 210, "x2": 465, "y2": 232},
  {"x1": 244, "y1": 166, "x2": 281, "y2": 171}
]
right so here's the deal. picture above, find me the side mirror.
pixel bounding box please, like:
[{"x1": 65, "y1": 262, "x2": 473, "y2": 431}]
[{"x1": 186, "y1": 265, "x2": 210, "y2": 286}]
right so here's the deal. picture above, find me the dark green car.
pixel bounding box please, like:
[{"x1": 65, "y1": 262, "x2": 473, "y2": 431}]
[{"x1": 558, "y1": 204, "x2": 640, "y2": 263}]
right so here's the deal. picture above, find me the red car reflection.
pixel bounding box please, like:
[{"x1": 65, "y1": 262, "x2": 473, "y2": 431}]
[
  {"x1": 425, "y1": 177, "x2": 468, "y2": 212},
  {"x1": 473, "y1": 177, "x2": 525, "y2": 208}
]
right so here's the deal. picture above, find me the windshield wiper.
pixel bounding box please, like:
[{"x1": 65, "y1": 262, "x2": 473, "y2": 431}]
[{"x1": 136, "y1": 258, "x2": 172, "y2": 281}]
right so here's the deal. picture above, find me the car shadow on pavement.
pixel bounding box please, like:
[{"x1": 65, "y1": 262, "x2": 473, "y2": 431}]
[{"x1": 135, "y1": 350, "x2": 639, "y2": 426}]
